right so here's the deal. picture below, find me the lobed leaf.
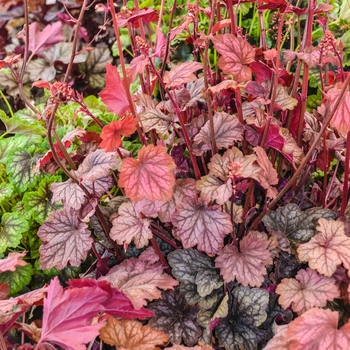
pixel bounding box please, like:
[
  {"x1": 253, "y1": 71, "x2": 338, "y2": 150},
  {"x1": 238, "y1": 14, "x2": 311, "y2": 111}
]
[
  {"x1": 215, "y1": 286, "x2": 270, "y2": 350},
  {"x1": 0, "y1": 212, "x2": 29, "y2": 254},
  {"x1": 100, "y1": 317, "x2": 169, "y2": 350},
  {"x1": 38, "y1": 277, "x2": 106, "y2": 350},
  {"x1": 327, "y1": 85, "x2": 350, "y2": 137},
  {"x1": 196, "y1": 175, "x2": 232, "y2": 205},
  {"x1": 6, "y1": 149, "x2": 39, "y2": 192},
  {"x1": 193, "y1": 112, "x2": 244, "y2": 155},
  {"x1": 136, "y1": 93, "x2": 172, "y2": 133},
  {"x1": 100, "y1": 257, "x2": 178, "y2": 309},
  {"x1": 99, "y1": 116, "x2": 138, "y2": 152},
  {"x1": 0, "y1": 264, "x2": 33, "y2": 296},
  {"x1": 172, "y1": 199, "x2": 233, "y2": 255},
  {"x1": 215, "y1": 235, "x2": 272, "y2": 287},
  {"x1": 148, "y1": 289, "x2": 202, "y2": 346},
  {"x1": 0, "y1": 251, "x2": 27, "y2": 272},
  {"x1": 23, "y1": 176, "x2": 62, "y2": 224},
  {"x1": 263, "y1": 203, "x2": 337, "y2": 243},
  {"x1": 76, "y1": 149, "x2": 120, "y2": 181},
  {"x1": 118, "y1": 144, "x2": 176, "y2": 202},
  {"x1": 276, "y1": 268, "x2": 339, "y2": 314},
  {"x1": 164, "y1": 62, "x2": 203, "y2": 88},
  {"x1": 168, "y1": 249, "x2": 223, "y2": 297},
  {"x1": 109, "y1": 201, "x2": 152, "y2": 249},
  {"x1": 297, "y1": 218, "x2": 350, "y2": 277},
  {"x1": 285, "y1": 308, "x2": 350, "y2": 349},
  {"x1": 38, "y1": 208, "x2": 93, "y2": 270},
  {"x1": 99, "y1": 62, "x2": 129, "y2": 116},
  {"x1": 211, "y1": 34, "x2": 255, "y2": 82}
]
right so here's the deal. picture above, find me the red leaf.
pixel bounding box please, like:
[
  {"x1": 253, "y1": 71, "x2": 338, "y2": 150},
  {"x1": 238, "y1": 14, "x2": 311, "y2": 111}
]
[
  {"x1": 35, "y1": 140, "x2": 71, "y2": 172},
  {"x1": 24, "y1": 22, "x2": 64, "y2": 55},
  {"x1": 0, "y1": 251, "x2": 27, "y2": 272},
  {"x1": 172, "y1": 198, "x2": 233, "y2": 254},
  {"x1": 68, "y1": 279, "x2": 153, "y2": 319},
  {"x1": 38, "y1": 208, "x2": 93, "y2": 270},
  {"x1": 285, "y1": 308, "x2": 350, "y2": 349},
  {"x1": 276, "y1": 268, "x2": 340, "y2": 315},
  {"x1": 153, "y1": 26, "x2": 167, "y2": 59},
  {"x1": 215, "y1": 235, "x2": 272, "y2": 287},
  {"x1": 297, "y1": 218, "x2": 350, "y2": 277},
  {"x1": 37, "y1": 277, "x2": 106, "y2": 350},
  {"x1": 116, "y1": 8, "x2": 158, "y2": 28},
  {"x1": 99, "y1": 63, "x2": 130, "y2": 117},
  {"x1": 99, "y1": 115, "x2": 138, "y2": 151},
  {"x1": 211, "y1": 34, "x2": 255, "y2": 82},
  {"x1": 118, "y1": 145, "x2": 176, "y2": 202},
  {"x1": 327, "y1": 84, "x2": 350, "y2": 137},
  {"x1": 164, "y1": 62, "x2": 203, "y2": 88}
]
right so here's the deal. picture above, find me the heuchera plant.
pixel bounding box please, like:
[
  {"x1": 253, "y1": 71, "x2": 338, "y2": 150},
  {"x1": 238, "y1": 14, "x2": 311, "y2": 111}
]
[{"x1": 0, "y1": 0, "x2": 350, "y2": 348}]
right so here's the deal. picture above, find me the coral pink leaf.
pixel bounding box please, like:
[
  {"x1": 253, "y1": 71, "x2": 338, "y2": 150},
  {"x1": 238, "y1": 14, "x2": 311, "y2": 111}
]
[
  {"x1": 38, "y1": 208, "x2": 93, "y2": 270},
  {"x1": 77, "y1": 149, "x2": 120, "y2": 181},
  {"x1": 210, "y1": 34, "x2": 255, "y2": 82},
  {"x1": 118, "y1": 144, "x2": 176, "y2": 202},
  {"x1": 24, "y1": 22, "x2": 64, "y2": 55},
  {"x1": 285, "y1": 308, "x2": 350, "y2": 350},
  {"x1": 276, "y1": 268, "x2": 340, "y2": 315},
  {"x1": 254, "y1": 146, "x2": 278, "y2": 199},
  {"x1": 99, "y1": 257, "x2": 178, "y2": 309},
  {"x1": 215, "y1": 235, "x2": 272, "y2": 287},
  {"x1": 297, "y1": 218, "x2": 350, "y2": 277},
  {"x1": 99, "y1": 115, "x2": 138, "y2": 151},
  {"x1": 172, "y1": 198, "x2": 233, "y2": 254},
  {"x1": 126, "y1": 55, "x2": 149, "y2": 83},
  {"x1": 38, "y1": 277, "x2": 106, "y2": 350},
  {"x1": 68, "y1": 279, "x2": 153, "y2": 319},
  {"x1": 164, "y1": 62, "x2": 203, "y2": 88},
  {"x1": 327, "y1": 85, "x2": 350, "y2": 137},
  {"x1": 0, "y1": 251, "x2": 27, "y2": 272},
  {"x1": 264, "y1": 325, "x2": 291, "y2": 350},
  {"x1": 99, "y1": 63, "x2": 130, "y2": 116},
  {"x1": 109, "y1": 201, "x2": 152, "y2": 249}
]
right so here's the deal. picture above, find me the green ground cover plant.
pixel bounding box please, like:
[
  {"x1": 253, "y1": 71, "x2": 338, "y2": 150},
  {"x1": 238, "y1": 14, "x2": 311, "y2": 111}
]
[{"x1": 0, "y1": 0, "x2": 350, "y2": 348}]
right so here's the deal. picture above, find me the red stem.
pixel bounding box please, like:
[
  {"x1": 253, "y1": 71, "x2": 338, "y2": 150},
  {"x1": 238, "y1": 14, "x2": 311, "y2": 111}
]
[{"x1": 340, "y1": 131, "x2": 350, "y2": 217}]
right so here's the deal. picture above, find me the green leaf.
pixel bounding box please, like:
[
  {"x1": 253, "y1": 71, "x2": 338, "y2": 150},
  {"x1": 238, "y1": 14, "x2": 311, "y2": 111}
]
[
  {"x1": 6, "y1": 148, "x2": 40, "y2": 192},
  {"x1": 0, "y1": 134, "x2": 42, "y2": 161},
  {"x1": 168, "y1": 249, "x2": 223, "y2": 297},
  {"x1": 79, "y1": 47, "x2": 113, "y2": 89},
  {"x1": 0, "y1": 264, "x2": 33, "y2": 296},
  {"x1": 0, "y1": 212, "x2": 29, "y2": 253},
  {"x1": 0, "y1": 183, "x2": 13, "y2": 204},
  {"x1": 23, "y1": 175, "x2": 63, "y2": 224},
  {"x1": 262, "y1": 203, "x2": 337, "y2": 243},
  {"x1": 0, "y1": 113, "x2": 46, "y2": 136}
]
